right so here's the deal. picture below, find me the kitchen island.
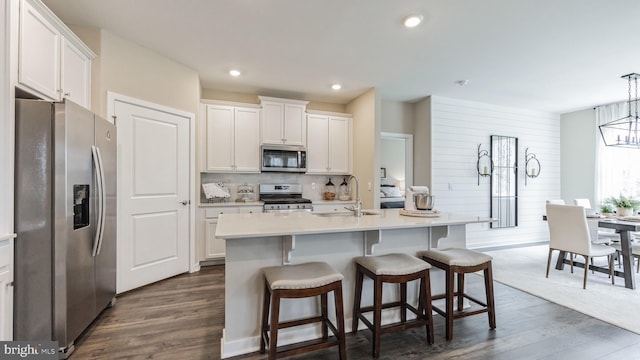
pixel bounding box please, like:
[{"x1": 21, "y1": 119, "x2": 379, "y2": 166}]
[{"x1": 215, "y1": 209, "x2": 492, "y2": 358}]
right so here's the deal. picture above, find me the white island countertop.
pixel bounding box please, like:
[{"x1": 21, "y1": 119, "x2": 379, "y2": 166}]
[{"x1": 215, "y1": 208, "x2": 492, "y2": 239}]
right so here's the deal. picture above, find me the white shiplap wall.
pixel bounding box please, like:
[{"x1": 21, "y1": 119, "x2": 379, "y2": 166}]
[{"x1": 430, "y1": 96, "x2": 560, "y2": 248}]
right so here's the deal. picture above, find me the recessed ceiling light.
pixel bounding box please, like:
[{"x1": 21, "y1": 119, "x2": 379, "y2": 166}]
[
  {"x1": 229, "y1": 69, "x2": 241, "y2": 77},
  {"x1": 331, "y1": 84, "x2": 342, "y2": 90},
  {"x1": 403, "y1": 14, "x2": 423, "y2": 28}
]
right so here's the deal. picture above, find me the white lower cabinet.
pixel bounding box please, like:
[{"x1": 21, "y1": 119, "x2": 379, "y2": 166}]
[
  {"x1": 201, "y1": 206, "x2": 262, "y2": 260},
  {"x1": 0, "y1": 238, "x2": 14, "y2": 340}
]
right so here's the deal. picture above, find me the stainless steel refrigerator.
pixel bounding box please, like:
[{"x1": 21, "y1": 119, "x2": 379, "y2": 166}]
[{"x1": 14, "y1": 99, "x2": 117, "y2": 358}]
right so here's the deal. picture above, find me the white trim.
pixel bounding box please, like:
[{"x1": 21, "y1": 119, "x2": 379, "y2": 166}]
[
  {"x1": 305, "y1": 109, "x2": 352, "y2": 118},
  {"x1": 106, "y1": 91, "x2": 199, "y2": 274},
  {"x1": 1, "y1": 0, "x2": 14, "y2": 238},
  {"x1": 200, "y1": 98, "x2": 261, "y2": 109},
  {"x1": 258, "y1": 95, "x2": 309, "y2": 105},
  {"x1": 380, "y1": 132, "x2": 414, "y2": 189}
]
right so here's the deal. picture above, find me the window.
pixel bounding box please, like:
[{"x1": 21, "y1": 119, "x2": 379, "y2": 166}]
[
  {"x1": 596, "y1": 102, "x2": 640, "y2": 203},
  {"x1": 598, "y1": 146, "x2": 640, "y2": 199}
]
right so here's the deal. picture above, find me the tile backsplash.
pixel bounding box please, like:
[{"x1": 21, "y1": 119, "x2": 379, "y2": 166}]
[{"x1": 200, "y1": 172, "x2": 352, "y2": 203}]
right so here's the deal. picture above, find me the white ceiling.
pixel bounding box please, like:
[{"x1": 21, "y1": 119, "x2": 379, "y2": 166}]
[{"x1": 42, "y1": 0, "x2": 640, "y2": 114}]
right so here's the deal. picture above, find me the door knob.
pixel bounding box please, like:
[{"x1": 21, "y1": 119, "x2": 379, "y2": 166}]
[{"x1": 179, "y1": 200, "x2": 190, "y2": 205}]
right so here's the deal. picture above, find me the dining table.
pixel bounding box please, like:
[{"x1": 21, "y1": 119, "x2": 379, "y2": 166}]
[{"x1": 553, "y1": 217, "x2": 639, "y2": 289}]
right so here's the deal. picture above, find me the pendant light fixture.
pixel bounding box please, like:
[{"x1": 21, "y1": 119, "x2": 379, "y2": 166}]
[{"x1": 599, "y1": 73, "x2": 640, "y2": 148}]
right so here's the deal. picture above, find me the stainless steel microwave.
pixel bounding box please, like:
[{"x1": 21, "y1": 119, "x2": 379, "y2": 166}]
[{"x1": 261, "y1": 145, "x2": 307, "y2": 173}]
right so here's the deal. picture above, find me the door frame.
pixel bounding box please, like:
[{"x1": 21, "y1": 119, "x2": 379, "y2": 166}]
[{"x1": 107, "y1": 91, "x2": 198, "y2": 274}]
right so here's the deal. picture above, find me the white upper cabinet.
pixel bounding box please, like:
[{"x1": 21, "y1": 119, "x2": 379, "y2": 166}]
[
  {"x1": 61, "y1": 37, "x2": 92, "y2": 108},
  {"x1": 204, "y1": 104, "x2": 261, "y2": 173},
  {"x1": 18, "y1": 0, "x2": 60, "y2": 100},
  {"x1": 306, "y1": 112, "x2": 352, "y2": 175},
  {"x1": 18, "y1": 0, "x2": 94, "y2": 109},
  {"x1": 259, "y1": 96, "x2": 308, "y2": 146}
]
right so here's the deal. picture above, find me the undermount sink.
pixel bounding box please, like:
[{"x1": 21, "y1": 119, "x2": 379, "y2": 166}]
[{"x1": 312, "y1": 210, "x2": 381, "y2": 217}]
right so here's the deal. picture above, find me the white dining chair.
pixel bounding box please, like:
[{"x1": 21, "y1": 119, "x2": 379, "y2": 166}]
[
  {"x1": 573, "y1": 198, "x2": 591, "y2": 208},
  {"x1": 545, "y1": 204, "x2": 616, "y2": 289},
  {"x1": 572, "y1": 198, "x2": 620, "y2": 245},
  {"x1": 611, "y1": 242, "x2": 640, "y2": 273}
]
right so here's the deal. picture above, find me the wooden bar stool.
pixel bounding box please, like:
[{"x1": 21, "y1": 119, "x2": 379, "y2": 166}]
[
  {"x1": 352, "y1": 253, "x2": 434, "y2": 358},
  {"x1": 419, "y1": 248, "x2": 496, "y2": 341},
  {"x1": 260, "y1": 262, "x2": 346, "y2": 360}
]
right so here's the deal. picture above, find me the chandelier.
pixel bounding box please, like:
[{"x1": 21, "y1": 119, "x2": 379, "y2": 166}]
[{"x1": 599, "y1": 73, "x2": 640, "y2": 148}]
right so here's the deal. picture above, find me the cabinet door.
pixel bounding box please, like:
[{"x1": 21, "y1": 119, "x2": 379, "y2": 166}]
[
  {"x1": 19, "y1": 0, "x2": 61, "y2": 100},
  {"x1": 206, "y1": 105, "x2": 235, "y2": 172},
  {"x1": 0, "y1": 239, "x2": 13, "y2": 341},
  {"x1": 261, "y1": 102, "x2": 284, "y2": 144},
  {"x1": 328, "y1": 116, "x2": 351, "y2": 174},
  {"x1": 205, "y1": 220, "x2": 224, "y2": 259},
  {"x1": 233, "y1": 107, "x2": 261, "y2": 173},
  {"x1": 283, "y1": 103, "x2": 306, "y2": 146},
  {"x1": 306, "y1": 114, "x2": 329, "y2": 174},
  {"x1": 61, "y1": 37, "x2": 91, "y2": 109}
]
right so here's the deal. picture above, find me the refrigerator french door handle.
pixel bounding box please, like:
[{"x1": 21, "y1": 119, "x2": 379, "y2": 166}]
[{"x1": 91, "y1": 145, "x2": 106, "y2": 257}]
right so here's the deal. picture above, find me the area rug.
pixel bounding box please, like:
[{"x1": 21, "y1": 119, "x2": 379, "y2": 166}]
[{"x1": 485, "y1": 245, "x2": 640, "y2": 334}]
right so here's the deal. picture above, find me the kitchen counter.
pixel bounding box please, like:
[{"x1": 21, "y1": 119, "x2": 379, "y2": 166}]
[
  {"x1": 216, "y1": 208, "x2": 492, "y2": 358},
  {"x1": 216, "y1": 209, "x2": 491, "y2": 239}
]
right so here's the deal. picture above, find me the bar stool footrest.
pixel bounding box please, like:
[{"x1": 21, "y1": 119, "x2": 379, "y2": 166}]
[
  {"x1": 276, "y1": 315, "x2": 325, "y2": 330},
  {"x1": 272, "y1": 337, "x2": 341, "y2": 359}
]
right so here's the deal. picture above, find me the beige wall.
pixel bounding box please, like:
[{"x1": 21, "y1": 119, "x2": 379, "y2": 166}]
[
  {"x1": 95, "y1": 30, "x2": 200, "y2": 118},
  {"x1": 413, "y1": 96, "x2": 432, "y2": 187},
  {"x1": 381, "y1": 100, "x2": 414, "y2": 134},
  {"x1": 346, "y1": 88, "x2": 379, "y2": 208}
]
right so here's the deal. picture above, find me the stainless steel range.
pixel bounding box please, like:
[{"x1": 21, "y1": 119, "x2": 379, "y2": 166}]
[{"x1": 260, "y1": 184, "x2": 313, "y2": 212}]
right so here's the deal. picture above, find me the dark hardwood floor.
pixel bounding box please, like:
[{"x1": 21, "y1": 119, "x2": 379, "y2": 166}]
[{"x1": 70, "y1": 265, "x2": 640, "y2": 360}]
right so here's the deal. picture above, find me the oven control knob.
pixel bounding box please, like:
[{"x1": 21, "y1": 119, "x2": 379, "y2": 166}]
[{"x1": 276, "y1": 205, "x2": 280, "y2": 209}]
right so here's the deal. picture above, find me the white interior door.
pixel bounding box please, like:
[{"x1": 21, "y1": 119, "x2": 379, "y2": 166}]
[{"x1": 113, "y1": 96, "x2": 191, "y2": 293}]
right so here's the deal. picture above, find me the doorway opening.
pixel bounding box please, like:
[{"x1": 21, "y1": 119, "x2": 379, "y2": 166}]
[{"x1": 380, "y1": 132, "x2": 413, "y2": 209}]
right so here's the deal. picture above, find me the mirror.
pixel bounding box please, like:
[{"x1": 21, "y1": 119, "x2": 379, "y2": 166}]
[{"x1": 491, "y1": 135, "x2": 518, "y2": 228}]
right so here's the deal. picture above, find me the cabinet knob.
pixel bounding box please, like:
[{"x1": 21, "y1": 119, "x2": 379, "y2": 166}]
[{"x1": 64, "y1": 92, "x2": 71, "y2": 97}]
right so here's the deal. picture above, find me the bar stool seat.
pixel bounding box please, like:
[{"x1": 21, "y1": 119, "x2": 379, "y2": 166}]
[
  {"x1": 352, "y1": 253, "x2": 434, "y2": 358},
  {"x1": 260, "y1": 262, "x2": 346, "y2": 360},
  {"x1": 419, "y1": 248, "x2": 496, "y2": 341}
]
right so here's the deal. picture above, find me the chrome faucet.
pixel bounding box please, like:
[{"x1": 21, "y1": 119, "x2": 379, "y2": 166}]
[{"x1": 345, "y1": 175, "x2": 362, "y2": 217}]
